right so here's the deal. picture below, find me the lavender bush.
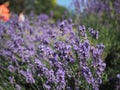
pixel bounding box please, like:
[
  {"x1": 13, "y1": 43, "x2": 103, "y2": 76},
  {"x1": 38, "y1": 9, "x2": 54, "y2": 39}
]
[
  {"x1": 71, "y1": 0, "x2": 120, "y2": 90},
  {"x1": 0, "y1": 14, "x2": 106, "y2": 90}
]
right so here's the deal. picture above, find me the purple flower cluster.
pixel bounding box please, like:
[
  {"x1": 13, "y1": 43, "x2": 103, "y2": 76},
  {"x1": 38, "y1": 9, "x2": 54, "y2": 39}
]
[
  {"x1": 19, "y1": 70, "x2": 35, "y2": 84},
  {"x1": 72, "y1": 0, "x2": 120, "y2": 21},
  {"x1": 0, "y1": 14, "x2": 106, "y2": 90},
  {"x1": 86, "y1": 0, "x2": 120, "y2": 19}
]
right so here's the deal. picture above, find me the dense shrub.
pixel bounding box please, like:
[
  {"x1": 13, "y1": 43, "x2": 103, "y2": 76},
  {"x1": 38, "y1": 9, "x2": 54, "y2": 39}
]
[
  {"x1": 72, "y1": 0, "x2": 120, "y2": 81},
  {"x1": 0, "y1": 14, "x2": 106, "y2": 90}
]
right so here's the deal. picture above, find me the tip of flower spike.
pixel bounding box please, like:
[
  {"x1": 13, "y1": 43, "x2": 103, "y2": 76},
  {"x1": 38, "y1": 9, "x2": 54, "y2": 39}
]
[
  {"x1": 79, "y1": 25, "x2": 86, "y2": 31},
  {"x1": 88, "y1": 27, "x2": 99, "y2": 39},
  {"x1": 68, "y1": 18, "x2": 73, "y2": 24},
  {"x1": 96, "y1": 43, "x2": 105, "y2": 49},
  {"x1": 59, "y1": 20, "x2": 68, "y2": 30},
  {"x1": 59, "y1": 22, "x2": 65, "y2": 31}
]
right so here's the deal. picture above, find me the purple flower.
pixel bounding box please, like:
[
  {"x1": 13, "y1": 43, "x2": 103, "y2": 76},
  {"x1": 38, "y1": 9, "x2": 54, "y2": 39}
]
[
  {"x1": 8, "y1": 65, "x2": 15, "y2": 73},
  {"x1": 117, "y1": 74, "x2": 120, "y2": 79},
  {"x1": 43, "y1": 84, "x2": 51, "y2": 90},
  {"x1": 81, "y1": 66, "x2": 94, "y2": 84},
  {"x1": 96, "y1": 59, "x2": 106, "y2": 76},
  {"x1": 19, "y1": 70, "x2": 35, "y2": 84},
  {"x1": 79, "y1": 25, "x2": 86, "y2": 37},
  {"x1": 56, "y1": 69, "x2": 66, "y2": 90},
  {"x1": 15, "y1": 84, "x2": 21, "y2": 90},
  {"x1": 78, "y1": 40, "x2": 90, "y2": 60},
  {"x1": 9, "y1": 76, "x2": 15, "y2": 84},
  {"x1": 88, "y1": 28, "x2": 99, "y2": 39}
]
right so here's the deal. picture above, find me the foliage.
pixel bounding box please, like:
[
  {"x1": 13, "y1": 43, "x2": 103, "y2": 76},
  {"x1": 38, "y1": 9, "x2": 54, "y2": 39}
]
[{"x1": 9, "y1": 0, "x2": 68, "y2": 20}]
